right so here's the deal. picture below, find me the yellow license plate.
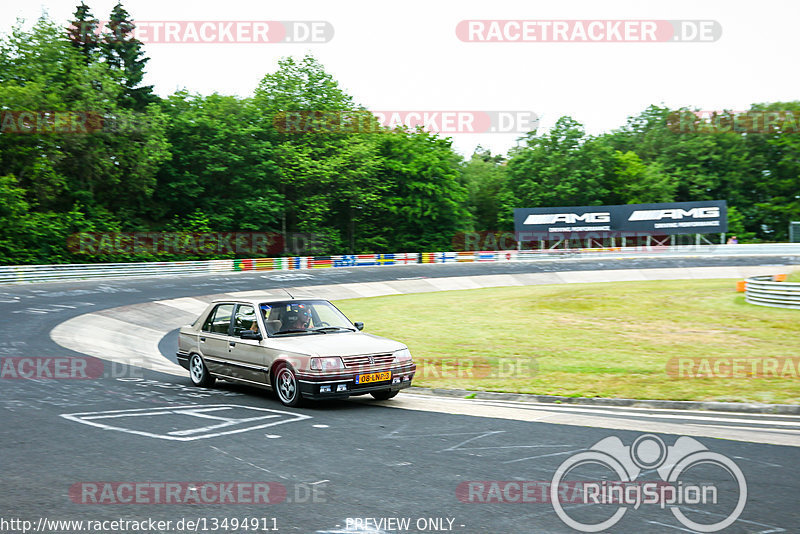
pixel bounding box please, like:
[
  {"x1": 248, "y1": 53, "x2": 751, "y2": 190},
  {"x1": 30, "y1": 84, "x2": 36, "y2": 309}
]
[{"x1": 356, "y1": 371, "x2": 391, "y2": 384}]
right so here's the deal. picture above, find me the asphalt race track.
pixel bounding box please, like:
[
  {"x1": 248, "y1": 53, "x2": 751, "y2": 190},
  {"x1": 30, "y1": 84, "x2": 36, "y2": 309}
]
[{"x1": 2, "y1": 254, "x2": 800, "y2": 534}]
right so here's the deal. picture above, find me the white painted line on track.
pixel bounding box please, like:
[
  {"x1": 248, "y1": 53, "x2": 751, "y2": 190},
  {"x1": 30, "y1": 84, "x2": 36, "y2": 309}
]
[
  {"x1": 60, "y1": 404, "x2": 311, "y2": 441},
  {"x1": 50, "y1": 313, "x2": 185, "y2": 376},
  {"x1": 373, "y1": 394, "x2": 800, "y2": 447},
  {"x1": 333, "y1": 282, "x2": 403, "y2": 297},
  {"x1": 156, "y1": 296, "x2": 210, "y2": 315}
]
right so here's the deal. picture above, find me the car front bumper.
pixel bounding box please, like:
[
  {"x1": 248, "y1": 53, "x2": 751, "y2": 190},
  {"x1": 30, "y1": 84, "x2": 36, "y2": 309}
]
[{"x1": 297, "y1": 363, "x2": 416, "y2": 400}]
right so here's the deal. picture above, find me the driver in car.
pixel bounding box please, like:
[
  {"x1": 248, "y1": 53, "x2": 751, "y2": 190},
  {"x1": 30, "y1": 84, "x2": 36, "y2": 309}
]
[{"x1": 282, "y1": 304, "x2": 311, "y2": 331}]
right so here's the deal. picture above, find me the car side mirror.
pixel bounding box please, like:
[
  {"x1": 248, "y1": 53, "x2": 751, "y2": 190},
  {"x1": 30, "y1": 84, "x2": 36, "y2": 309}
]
[
  {"x1": 240, "y1": 330, "x2": 262, "y2": 340},
  {"x1": 353, "y1": 322, "x2": 364, "y2": 331}
]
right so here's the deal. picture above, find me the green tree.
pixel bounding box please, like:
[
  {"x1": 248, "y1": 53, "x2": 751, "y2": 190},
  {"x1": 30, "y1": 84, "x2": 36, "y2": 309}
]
[
  {"x1": 726, "y1": 205, "x2": 755, "y2": 242},
  {"x1": 745, "y1": 101, "x2": 800, "y2": 240},
  {"x1": 505, "y1": 117, "x2": 615, "y2": 213},
  {"x1": 0, "y1": 15, "x2": 169, "y2": 263},
  {"x1": 152, "y1": 91, "x2": 281, "y2": 233},
  {"x1": 253, "y1": 54, "x2": 386, "y2": 253},
  {"x1": 101, "y1": 2, "x2": 154, "y2": 110},
  {"x1": 372, "y1": 129, "x2": 467, "y2": 251},
  {"x1": 461, "y1": 147, "x2": 510, "y2": 231},
  {"x1": 607, "y1": 150, "x2": 675, "y2": 204},
  {"x1": 66, "y1": 2, "x2": 100, "y2": 64},
  {"x1": 604, "y1": 103, "x2": 800, "y2": 241}
]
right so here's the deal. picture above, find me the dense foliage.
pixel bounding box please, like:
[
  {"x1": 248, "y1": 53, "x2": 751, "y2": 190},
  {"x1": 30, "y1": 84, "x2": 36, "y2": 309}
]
[{"x1": 0, "y1": 5, "x2": 798, "y2": 264}]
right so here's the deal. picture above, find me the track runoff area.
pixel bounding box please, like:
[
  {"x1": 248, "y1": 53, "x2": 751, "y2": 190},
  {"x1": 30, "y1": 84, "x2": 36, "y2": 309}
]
[{"x1": 2, "y1": 245, "x2": 800, "y2": 533}]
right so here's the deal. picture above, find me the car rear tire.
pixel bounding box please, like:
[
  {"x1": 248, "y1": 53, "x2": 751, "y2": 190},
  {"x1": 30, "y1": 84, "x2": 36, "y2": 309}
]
[
  {"x1": 371, "y1": 390, "x2": 399, "y2": 401},
  {"x1": 189, "y1": 354, "x2": 215, "y2": 387},
  {"x1": 275, "y1": 363, "x2": 302, "y2": 407}
]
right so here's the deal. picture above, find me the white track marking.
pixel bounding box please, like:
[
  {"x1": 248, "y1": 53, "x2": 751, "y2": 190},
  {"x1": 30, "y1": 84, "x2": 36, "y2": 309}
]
[
  {"x1": 60, "y1": 404, "x2": 310, "y2": 441},
  {"x1": 332, "y1": 282, "x2": 403, "y2": 297},
  {"x1": 50, "y1": 313, "x2": 184, "y2": 376},
  {"x1": 156, "y1": 296, "x2": 210, "y2": 314},
  {"x1": 379, "y1": 395, "x2": 800, "y2": 447},
  {"x1": 425, "y1": 277, "x2": 482, "y2": 291}
]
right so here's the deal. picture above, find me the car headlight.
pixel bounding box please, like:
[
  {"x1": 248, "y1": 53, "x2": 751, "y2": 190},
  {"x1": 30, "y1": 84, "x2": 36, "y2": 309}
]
[
  {"x1": 394, "y1": 348, "x2": 412, "y2": 363},
  {"x1": 310, "y1": 357, "x2": 344, "y2": 371}
]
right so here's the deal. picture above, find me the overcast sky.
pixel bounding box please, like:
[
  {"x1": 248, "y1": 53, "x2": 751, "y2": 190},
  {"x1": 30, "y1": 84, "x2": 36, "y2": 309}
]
[{"x1": 2, "y1": 0, "x2": 798, "y2": 157}]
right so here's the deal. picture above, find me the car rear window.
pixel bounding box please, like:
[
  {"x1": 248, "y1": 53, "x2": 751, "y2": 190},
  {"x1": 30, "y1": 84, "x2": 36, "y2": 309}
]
[{"x1": 202, "y1": 303, "x2": 234, "y2": 334}]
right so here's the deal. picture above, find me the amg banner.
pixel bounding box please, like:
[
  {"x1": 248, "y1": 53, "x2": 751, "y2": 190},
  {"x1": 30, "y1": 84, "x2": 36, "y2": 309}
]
[{"x1": 514, "y1": 201, "x2": 728, "y2": 238}]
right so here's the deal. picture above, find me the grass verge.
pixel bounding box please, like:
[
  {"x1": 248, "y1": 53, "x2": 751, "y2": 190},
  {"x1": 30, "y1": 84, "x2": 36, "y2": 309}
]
[{"x1": 334, "y1": 279, "x2": 800, "y2": 404}]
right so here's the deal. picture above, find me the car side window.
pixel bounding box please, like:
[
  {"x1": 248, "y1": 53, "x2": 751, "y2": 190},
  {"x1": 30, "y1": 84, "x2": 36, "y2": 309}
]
[
  {"x1": 202, "y1": 304, "x2": 235, "y2": 334},
  {"x1": 233, "y1": 305, "x2": 257, "y2": 335}
]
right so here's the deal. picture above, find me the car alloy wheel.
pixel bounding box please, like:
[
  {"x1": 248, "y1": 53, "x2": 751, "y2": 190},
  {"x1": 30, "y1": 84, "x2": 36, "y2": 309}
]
[
  {"x1": 189, "y1": 354, "x2": 215, "y2": 387},
  {"x1": 275, "y1": 364, "x2": 301, "y2": 407}
]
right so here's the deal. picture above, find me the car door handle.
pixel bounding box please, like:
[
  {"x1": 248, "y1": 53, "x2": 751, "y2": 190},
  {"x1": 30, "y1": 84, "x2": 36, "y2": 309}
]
[
  {"x1": 200, "y1": 337, "x2": 206, "y2": 342},
  {"x1": 229, "y1": 341, "x2": 236, "y2": 347}
]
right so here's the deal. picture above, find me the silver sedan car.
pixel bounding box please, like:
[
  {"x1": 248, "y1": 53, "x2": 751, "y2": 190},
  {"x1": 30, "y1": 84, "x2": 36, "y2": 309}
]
[{"x1": 177, "y1": 297, "x2": 416, "y2": 406}]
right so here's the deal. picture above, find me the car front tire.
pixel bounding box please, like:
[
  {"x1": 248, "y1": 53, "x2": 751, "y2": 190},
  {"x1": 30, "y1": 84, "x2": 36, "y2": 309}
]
[
  {"x1": 275, "y1": 363, "x2": 302, "y2": 407},
  {"x1": 371, "y1": 389, "x2": 399, "y2": 401},
  {"x1": 189, "y1": 353, "x2": 215, "y2": 387}
]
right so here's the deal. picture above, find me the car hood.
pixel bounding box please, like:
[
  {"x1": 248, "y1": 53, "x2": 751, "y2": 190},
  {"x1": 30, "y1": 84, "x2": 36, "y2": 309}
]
[{"x1": 265, "y1": 331, "x2": 405, "y2": 357}]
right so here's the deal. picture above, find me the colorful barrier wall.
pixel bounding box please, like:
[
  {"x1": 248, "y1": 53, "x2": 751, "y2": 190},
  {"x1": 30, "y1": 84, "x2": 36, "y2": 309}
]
[
  {"x1": 231, "y1": 253, "x2": 419, "y2": 272},
  {"x1": 6, "y1": 245, "x2": 798, "y2": 284}
]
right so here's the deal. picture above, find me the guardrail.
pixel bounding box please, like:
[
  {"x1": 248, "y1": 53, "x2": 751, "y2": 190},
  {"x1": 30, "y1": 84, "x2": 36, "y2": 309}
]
[
  {"x1": 2, "y1": 244, "x2": 800, "y2": 284},
  {"x1": 0, "y1": 260, "x2": 233, "y2": 284},
  {"x1": 0, "y1": 254, "x2": 420, "y2": 284},
  {"x1": 745, "y1": 275, "x2": 800, "y2": 310}
]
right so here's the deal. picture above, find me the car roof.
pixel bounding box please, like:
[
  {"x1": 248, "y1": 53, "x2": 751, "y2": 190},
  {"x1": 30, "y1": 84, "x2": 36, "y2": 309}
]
[{"x1": 209, "y1": 296, "x2": 329, "y2": 306}]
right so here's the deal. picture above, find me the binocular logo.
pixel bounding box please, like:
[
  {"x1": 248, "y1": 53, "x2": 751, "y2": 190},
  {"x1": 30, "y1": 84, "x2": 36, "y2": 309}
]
[{"x1": 551, "y1": 434, "x2": 747, "y2": 532}]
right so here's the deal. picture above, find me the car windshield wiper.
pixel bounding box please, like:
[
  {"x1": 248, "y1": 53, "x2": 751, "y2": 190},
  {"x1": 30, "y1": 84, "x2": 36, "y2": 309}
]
[
  {"x1": 310, "y1": 326, "x2": 356, "y2": 333},
  {"x1": 272, "y1": 329, "x2": 324, "y2": 335}
]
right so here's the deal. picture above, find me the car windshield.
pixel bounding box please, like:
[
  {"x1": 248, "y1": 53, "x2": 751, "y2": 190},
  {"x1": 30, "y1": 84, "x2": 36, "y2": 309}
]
[{"x1": 259, "y1": 300, "x2": 356, "y2": 336}]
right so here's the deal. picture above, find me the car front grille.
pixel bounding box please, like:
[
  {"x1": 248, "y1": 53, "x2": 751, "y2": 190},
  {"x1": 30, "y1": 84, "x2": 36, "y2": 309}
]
[{"x1": 342, "y1": 353, "x2": 395, "y2": 369}]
